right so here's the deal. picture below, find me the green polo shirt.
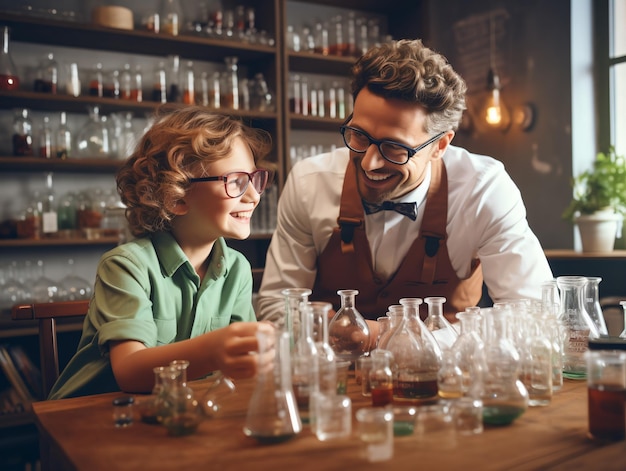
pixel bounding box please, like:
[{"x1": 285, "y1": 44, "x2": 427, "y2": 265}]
[{"x1": 48, "y1": 232, "x2": 256, "y2": 400}]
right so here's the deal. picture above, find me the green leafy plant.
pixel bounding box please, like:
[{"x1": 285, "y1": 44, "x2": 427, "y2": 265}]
[{"x1": 562, "y1": 147, "x2": 626, "y2": 222}]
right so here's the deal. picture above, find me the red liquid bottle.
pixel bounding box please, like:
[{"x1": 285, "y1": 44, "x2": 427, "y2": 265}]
[{"x1": 0, "y1": 26, "x2": 20, "y2": 91}]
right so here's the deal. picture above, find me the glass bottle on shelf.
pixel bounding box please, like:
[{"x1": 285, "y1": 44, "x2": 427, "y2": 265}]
[
  {"x1": 167, "y1": 55, "x2": 180, "y2": 102},
  {"x1": 104, "y1": 69, "x2": 120, "y2": 99},
  {"x1": 12, "y1": 108, "x2": 34, "y2": 156},
  {"x1": 152, "y1": 61, "x2": 167, "y2": 103},
  {"x1": 32, "y1": 259, "x2": 61, "y2": 303},
  {"x1": 424, "y1": 296, "x2": 459, "y2": 351},
  {"x1": 223, "y1": 56, "x2": 239, "y2": 109},
  {"x1": 244, "y1": 329, "x2": 302, "y2": 443},
  {"x1": 328, "y1": 289, "x2": 370, "y2": 363},
  {"x1": 161, "y1": 0, "x2": 183, "y2": 36},
  {"x1": 40, "y1": 172, "x2": 58, "y2": 236},
  {"x1": 385, "y1": 297, "x2": 442, "y2": 404},
  {"x1": 584, "y1": 276, "x2": 608, "y2": 336},
  {"x1": 34, "y1": 52, "x2": 58, "y2": 93},
  {"x1": 76, "y1": 106, "x2": 111, "y2": 158},
  {"x1": 66, "y1": 62, "x2": 81, "y2": 97},
  {"x1": 557, "y1": 275, "x2": 599, "y2": 379},
  {"x1": 59, "y1": 258, "x2": 92, "y2": 301},
  {"x1": 119, "y1": 64, "x2": 132, "y2": 100},
  {"x1": 132, "y1": 64, "x2": 143, "y2": 102},
  {"x1": 182, "y1": 60, "x2": 195, "y2": 104},
  {"x1": 57, "y1": 191, "x2": 77, "y2": 232},
  {"x1": 88, "y1": 63, "x2": 104, "y2": 97},
  {"x1": 56, "y1": 111, "x2": 72, "y2": 159},
  {"x1": 0, "y1": 25, "x2": 19, "y2": 90},
  {"x1": 38, "y1": 115, "x2": 54, "y2": 159}
]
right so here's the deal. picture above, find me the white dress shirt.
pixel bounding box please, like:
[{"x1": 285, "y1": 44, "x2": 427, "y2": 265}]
[{"x1": 257, "y1": 146, "x2": 553, "y2": 325}]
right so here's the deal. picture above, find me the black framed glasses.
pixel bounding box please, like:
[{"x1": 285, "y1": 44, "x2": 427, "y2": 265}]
[
  {"x1": 189, "y1": 169, "x2": 271, "y2": 198},
  {"x1": 340, "y1": 125, "x2": 445, "y2": 165}
]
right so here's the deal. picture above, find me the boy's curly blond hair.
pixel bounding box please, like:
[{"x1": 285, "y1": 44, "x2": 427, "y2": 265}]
[
  {"x1": 351, "y1": 39, "x2": 467, "y2": 133},
  {"x1": 116, "y1": 106, "x2": 272, "y2": 238}
]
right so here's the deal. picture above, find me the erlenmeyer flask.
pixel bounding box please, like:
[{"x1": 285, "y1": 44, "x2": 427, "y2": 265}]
[
  {"x1": 201, "y1": 371, "x2": 238, "y2": 418},
  {"x1": 281, "y1": 288, "x2": 312, "y2": 352},
  {"x1": 584, "y1": 277, "x2": 608, "y2": 336},
  {"x1": 161, "y1": 360, "x2": 203, "y2": 436},
  {"x1": 557, "y1": 275, "x2": 599, "y2": 379},
  {"x1": 424, "y1": 296, "x2": 458, "y2": 351},
  {"x1": 386, "y1": 297, "x2": 442, "y2": 404},
  {"x1": 328, "y1": 289, "x2": 370, "y2": 362},
  {"x1": 244, "y1": 329, "x2": 302, "y2": 443},
  {"x1": 481, "y1": 306, "x2": 528, "y2": 425}
]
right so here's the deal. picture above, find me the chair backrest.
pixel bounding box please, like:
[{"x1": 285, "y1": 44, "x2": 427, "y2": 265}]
[{"x1": 12, "y1": 300, "x2": 89, "y2": 399}]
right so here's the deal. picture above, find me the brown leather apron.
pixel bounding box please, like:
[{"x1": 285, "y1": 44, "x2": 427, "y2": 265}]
[{"x1": 311, "y1": 157, "x2": 483, "y2": 322}]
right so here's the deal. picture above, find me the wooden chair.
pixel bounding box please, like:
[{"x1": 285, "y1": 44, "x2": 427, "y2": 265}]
[{"x1": 12, "y1": 300, "x2": 89, "y2": 399}]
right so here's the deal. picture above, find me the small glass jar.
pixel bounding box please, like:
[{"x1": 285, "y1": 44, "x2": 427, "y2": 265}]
[{"x1": 34, "y1": 53, "x2": 58, "y2": 93}]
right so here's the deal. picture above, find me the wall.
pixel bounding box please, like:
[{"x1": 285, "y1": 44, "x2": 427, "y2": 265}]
[{"x1": 426, "y1": 0, "x2": 577, "y2": 250}]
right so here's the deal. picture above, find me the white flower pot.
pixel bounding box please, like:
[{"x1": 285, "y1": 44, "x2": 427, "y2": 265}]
[{"x1": 575, "y1": 211, "x2": 622, "y2": 252}]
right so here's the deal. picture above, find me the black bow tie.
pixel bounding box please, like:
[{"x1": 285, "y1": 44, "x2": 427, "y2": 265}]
[{"x1": 362, "y1": 200, "x2": 418, "y2": 221}]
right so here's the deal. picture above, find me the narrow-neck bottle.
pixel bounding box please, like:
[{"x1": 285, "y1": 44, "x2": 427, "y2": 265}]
[
  {"x1": 424, "y1": 296, "x2": 458, "y2": 350},
  {"x1": 328, "y1": 289, "x2": 370, "y2": 363},
  {"x1": 0, "y1": 26, "x2": 19, "y2": 90}
]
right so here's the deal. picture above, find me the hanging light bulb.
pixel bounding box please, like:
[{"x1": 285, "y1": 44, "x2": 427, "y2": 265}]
[{"x1": 481, "y1": 13, "x2": 510, "y2": 132}]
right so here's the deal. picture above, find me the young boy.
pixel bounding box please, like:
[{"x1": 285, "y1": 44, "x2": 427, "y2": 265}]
[{"x1": 49, "y1": 107, "x2": 275, "y2": 399}]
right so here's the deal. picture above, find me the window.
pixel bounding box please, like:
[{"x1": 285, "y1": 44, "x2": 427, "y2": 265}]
[{"x1": 598, "y1": 0, "x2": 626, "y2": 156}]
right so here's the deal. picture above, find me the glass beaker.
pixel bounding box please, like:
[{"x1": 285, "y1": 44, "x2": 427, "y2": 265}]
[
  {"x1": 0, "y1": 26, "x2": 20, "y2": 90},
  {"x1": 480, "y1": 306, "x2": 528, "y2": 425},
  {"x1": 369, "y1": 349, "x2": 394, "y2": 407},
  {"x1": 584, "y1": 277, "x2": 609, "y2": 336},
  {"x1": 424, "y1": 296, "x2": 459, "y2": 351},
  {"x1": 328, "y1": 289, "x2": 370, "y2": 363},
  {"x1": 243, "y1": 329, "x2": 302, "y2": 443},
  {"x1": 557, "y1": 275, "x2": 599, "y2": 379}
]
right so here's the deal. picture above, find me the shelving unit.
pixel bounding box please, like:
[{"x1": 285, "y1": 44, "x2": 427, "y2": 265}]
[{"x1": 0, "y1": 2, "x2": 426, "y2": 466}]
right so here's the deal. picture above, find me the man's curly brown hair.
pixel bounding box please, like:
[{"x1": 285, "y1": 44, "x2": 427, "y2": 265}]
[
  {"x1": 351, "y1": 39, "x2": 467, "y2": 134},
  {"x1": 116, "y1": 106, "x2": 272, "y2": 238}
]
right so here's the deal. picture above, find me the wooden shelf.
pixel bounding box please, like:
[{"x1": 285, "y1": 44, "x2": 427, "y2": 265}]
[
  {"x1": 289, "y1": 115, "x2": 345, "y2": 131},
  {"x1": 0, "y1": 12, "x2": 276, "y2": 63},
  {"x1": 0, "y1": 236, "x2": 119, "y2": 248},
  {"x1": 0, "y1": 156, "x2": 122, "y2": 173},
  {"x1": 287, "y1": 51, "x2": 355, "y2": 75},
  {"x1": 545, "y1": 249, "x2": 626, "y2": 260}
]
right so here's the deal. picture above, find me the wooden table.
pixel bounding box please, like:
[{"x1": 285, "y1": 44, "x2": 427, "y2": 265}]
[{"x1": 32, "y1": 376, "x2": 625, "y2": 471}]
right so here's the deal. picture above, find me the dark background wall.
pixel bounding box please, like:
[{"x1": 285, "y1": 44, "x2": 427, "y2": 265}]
[{"x1": 425, "y1": 0, "x2": 575, "y2": 250}]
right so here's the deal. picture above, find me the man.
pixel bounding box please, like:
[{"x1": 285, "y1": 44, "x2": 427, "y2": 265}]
[{"x1": 257, "y1": 39, "x2": 553, "y2": 342}]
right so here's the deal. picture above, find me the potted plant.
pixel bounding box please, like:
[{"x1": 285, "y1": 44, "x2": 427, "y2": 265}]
[{"x1": 562, "y1": 147, "x2": 626, "y2": 252}]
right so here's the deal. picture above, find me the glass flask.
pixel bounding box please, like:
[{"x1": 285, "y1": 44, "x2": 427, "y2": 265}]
[
  {"x1": 307, "y1": 301, "x2": 336, "y2": 395},
  {"x1": 519, "y1": 310, "x2": 553, "y2": 407},
  {"x1": 281, "y1": 287, "x2": 312, "y2": 351},
  {"x1": 480, "y1": 306, "x2": 528, "y2": 425},
  {"x1": 76, "y1": 106, "x2": 111, "y2": 158},
  {"x1": 244, "y1": 329, "x2": 302, "y2": 443},
  {"x1": 1, "y1": 26, "x2": 19, "y2": 90},
  {"x1": 12, "y1": 108, "x2": 34, "y2": 156},
  {"x1": 160, "y1": 360, "x2": 203, "y2": 436},
  {"x1": 291, "y1": 301, "x2": 319, "y2": 424},
  {"x1": 328, "y1": 289, "x2": 370, "y2": 363},
  {"x1": 201, "y1": 371, "x2": 238, "y2": 418},
  {"x1": 437, "y1": 348, "x2": 464, "y2": 399},
  {"x1": 584, "y1": 277, "x2": 608, "y2": 336},
  {"x1": 161, "y1": 0, "x2": 183, "y2": 36},
  {"x1": 424, "y1": 296, "x2": 459, "y2": 351},
  {"x1": 451, "y1": 310, "x2": 485, "y2": 397},
  {"x1": 377, "y1": 305, "x2": 403, "y2": 350},
  {"x1": 385, "y1": 297, "x2": 442, "y2": 404},
  {"x1": 369, "y1": 349, "x2": 394, "y2": 407},
  {"x1": 557, "y1": 275, "x2": 599, "y2": 379},
  {"x1": 38, "y1": 115, "x2": 54, "y2": 159},
  {"x1": 137, "y1": 366, "x2": 167, "y2": 424}
]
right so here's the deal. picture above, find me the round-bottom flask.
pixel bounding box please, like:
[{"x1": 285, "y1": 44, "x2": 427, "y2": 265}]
[{"x1": 328, "y1": 289, "x2": 370, "y2": 363}]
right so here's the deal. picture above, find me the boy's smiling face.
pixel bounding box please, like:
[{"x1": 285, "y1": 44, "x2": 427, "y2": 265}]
[{"x1": 176, "y1": 137, "x2": 261, "y2": 246}]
